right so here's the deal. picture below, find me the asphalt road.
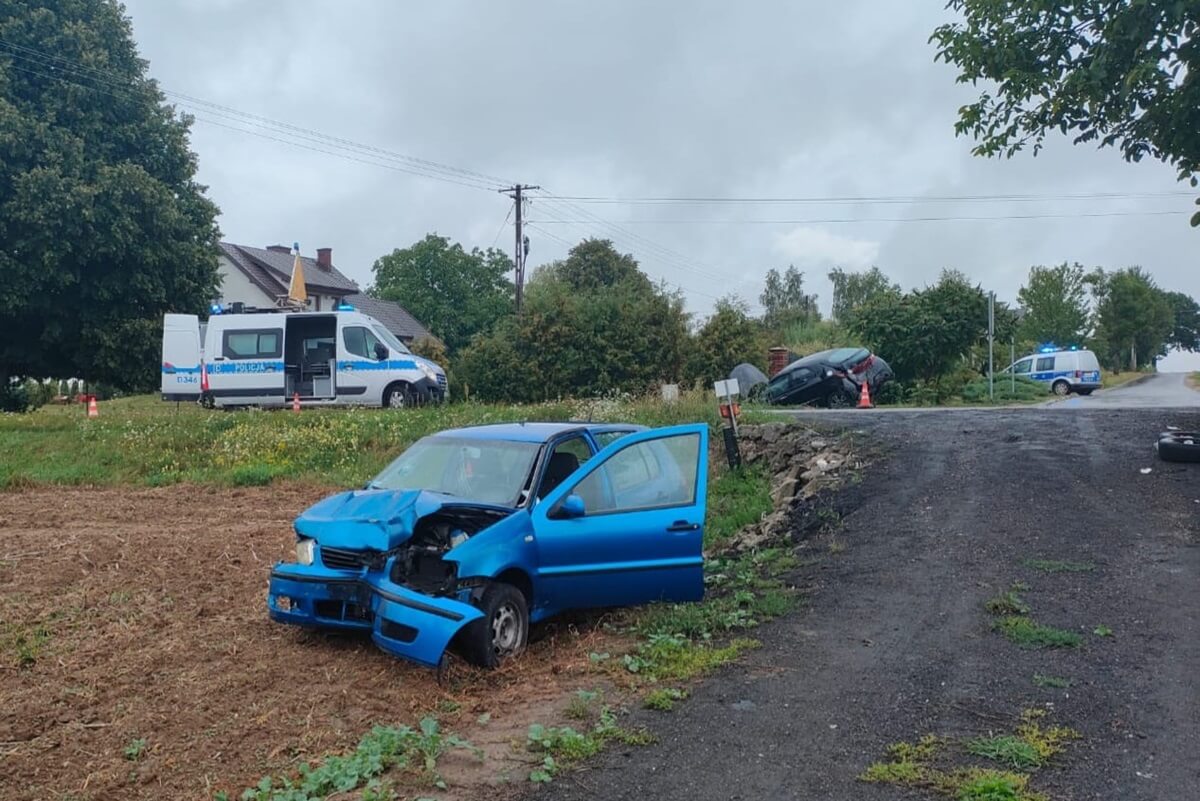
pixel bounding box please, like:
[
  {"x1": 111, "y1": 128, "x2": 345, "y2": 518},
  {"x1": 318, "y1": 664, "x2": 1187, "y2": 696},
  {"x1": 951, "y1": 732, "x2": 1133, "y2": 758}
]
[
  {"x1": 1057, "y1": 372, "x2": 1200, "y2": 409},
  {"x1": 547, "y1": 409, "x2": 1200, "y2": 800}
]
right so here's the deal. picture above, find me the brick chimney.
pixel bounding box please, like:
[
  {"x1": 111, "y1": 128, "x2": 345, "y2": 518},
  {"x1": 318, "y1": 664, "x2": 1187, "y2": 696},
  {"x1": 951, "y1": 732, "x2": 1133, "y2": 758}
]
[
  {"x1": 266, "y1": 244, "x2": 290, "y2": 253},
  {"x1": 316, "y1": 247, "x2": 332, "y2": 270}
]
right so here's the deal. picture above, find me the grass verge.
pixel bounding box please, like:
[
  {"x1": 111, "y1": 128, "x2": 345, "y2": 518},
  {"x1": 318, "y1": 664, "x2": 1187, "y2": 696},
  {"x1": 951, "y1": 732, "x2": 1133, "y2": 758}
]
[
  {"x1": 1022, "y1": 558, "x2": 1095, "y2": 574},
  {"x1": 993, "y1": 616, "x2": 1082, "y2": 649}
]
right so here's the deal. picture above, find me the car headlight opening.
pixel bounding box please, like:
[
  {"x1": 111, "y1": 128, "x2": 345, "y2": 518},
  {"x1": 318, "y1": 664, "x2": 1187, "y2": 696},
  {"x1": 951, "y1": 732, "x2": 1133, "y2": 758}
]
[
  {"x1": 419, "y1": 362, "x2": 438, "y2": 381},
  {"x1": 296, "y1": 538, "x2": 316, "y2": 566}
]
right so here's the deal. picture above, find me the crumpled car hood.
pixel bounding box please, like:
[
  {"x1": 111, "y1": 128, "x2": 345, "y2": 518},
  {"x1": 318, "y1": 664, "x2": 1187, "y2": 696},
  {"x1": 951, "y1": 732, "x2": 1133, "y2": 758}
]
[{"x1": 294, "y1": 488, "x2": 510, "y2": 551}]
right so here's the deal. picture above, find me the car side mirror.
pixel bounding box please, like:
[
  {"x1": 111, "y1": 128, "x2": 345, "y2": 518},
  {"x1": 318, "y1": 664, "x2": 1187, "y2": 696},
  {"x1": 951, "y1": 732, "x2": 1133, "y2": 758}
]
[
  {"x1": 374, "y1": 342, "x2": 389, "y2": 361},
  {"x1": 552, "y1": 494, "x2": 586, "y2": 519}
]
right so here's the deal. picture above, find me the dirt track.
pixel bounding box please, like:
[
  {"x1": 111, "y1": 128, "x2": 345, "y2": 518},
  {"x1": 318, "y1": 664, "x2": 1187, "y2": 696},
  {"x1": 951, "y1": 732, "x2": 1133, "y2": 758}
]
[
  {"x1": 0, "y1": 486, "x2": 616, "y2": 801},
  {"x1": 549, "y1": 408, "x2": 1200, "y2": 800}
]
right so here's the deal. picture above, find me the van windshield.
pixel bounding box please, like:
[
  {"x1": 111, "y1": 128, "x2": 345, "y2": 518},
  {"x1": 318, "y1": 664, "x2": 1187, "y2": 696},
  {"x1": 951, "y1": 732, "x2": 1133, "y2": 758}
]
[{"x1": 372, "y1": 325, "x2": 412, "y2": 355}]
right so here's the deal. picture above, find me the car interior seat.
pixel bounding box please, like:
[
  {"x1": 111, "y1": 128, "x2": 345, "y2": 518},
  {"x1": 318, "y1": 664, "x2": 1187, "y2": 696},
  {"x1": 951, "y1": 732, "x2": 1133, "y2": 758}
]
[{"x1": 538, "y1": 451, "x2": 580, "y2": 500}]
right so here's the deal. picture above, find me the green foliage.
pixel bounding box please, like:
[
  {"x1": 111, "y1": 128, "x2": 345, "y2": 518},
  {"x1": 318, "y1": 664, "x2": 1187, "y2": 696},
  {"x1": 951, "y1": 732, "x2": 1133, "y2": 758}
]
[
  {"x1": 932, "y1": 1, "x2": 1200, "y2": 226},
  {"x1": 457, "y1": 240, "x2": 689, "y2": 402},
  {"x1": 408, "y1": 336, "x2": 448, "y2": 370},
  {"x1": 643, "y1": 688, "x2": 688, "y2": 711},
  {"x1": 0, "y1": 1, "x2": 221, "y2": 390},
  {"x1": 1017, "y1": 264, "x2": 1090, "y2": 346},
  {"x1": 564, "y1": 689, "x2": 600, "y2": 721},
  {"x1": 369, "y1": 234, "x2": 512, "y2": 353},
  {"x1": 238, "y1": 719, "x2": 477, "y2": 800},
  {"x1": 1088, "y1": 268, "x2": 1174, "y2": 370},
  {"x1": 960, "y1": 376, "x2": 1047, "y2": 404},
  {"x1": 1, "y1": 620, "x2": 53, "y2": 667},
  {"x1": 966, "y1": 736, "x2": 1041, "y2": 770},
  {"x1": 760, "y1": 265, "x2": 820, "y2": 330},
  {"x1": 853, "y1": 271, "x2": 990, "y2": 401},
  {"x1": 702, "y1": 465, "x2": 773, "y2": 550},
  {"x1": 123, "y1": 738, "x2": 147, "y2": 761},
  {"x1": 1164, "y1": 290, "x2": 1200, "y2": 352},
  {"x1": 828, "y1": 267, "x2": 901, "y2": 326},
  {"x1": 993, "y1": 616, "x2": 1082, "y2": 649},
  {"x1": 1032, "y1": 674, "x2": 1072, "y2": 689},
  {"x1": 1092, "y1": 624, "x2": 1113, "y2": 637},
  {"x1": 984, "y1": 588, "x2": 1030, "y2": 617},
  {"x1": 620, "y1": 634, "x2": 759, "y2": 682},
  {"x1": 525, "y1": 707, "x2": 654, "y2": 783},
  {"x1": 954, "y1": 772, "x2": 1029, "y2": 801},
  {"x1": 687, "y1": 296, "x2": 767, "y2": 387}
]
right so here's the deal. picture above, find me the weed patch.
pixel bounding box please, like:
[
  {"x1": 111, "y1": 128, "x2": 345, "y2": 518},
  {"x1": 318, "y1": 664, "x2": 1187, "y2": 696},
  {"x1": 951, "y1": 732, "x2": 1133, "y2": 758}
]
[
  {"x1": 993, "y1": 617, "x2": 1082, "y2": 649},
  {"x1": 643, "y1": 688, "x2": 687, "y2": 711},
  {"x1": 966, "y1": 735, "x2": 1041, "y2": 769},
  {"x1": 237, "y1": 718, "x2": 478, "y2": 799},
  {"x1": 526, "y1": 707, "x2": 654, "y2": 783},
  {"x1": 620, "y1": 634, "x2": 759, "y2": 682},
  {"x1": 1023, "y1": 558, "x2": 1095, "y2": 574},
  {"x1": 1031, "y1": 674, "x2": 1073, "y2": 689},
  {"x1": 985, "y1": 588, "x2": 1030, "y2": 616}
]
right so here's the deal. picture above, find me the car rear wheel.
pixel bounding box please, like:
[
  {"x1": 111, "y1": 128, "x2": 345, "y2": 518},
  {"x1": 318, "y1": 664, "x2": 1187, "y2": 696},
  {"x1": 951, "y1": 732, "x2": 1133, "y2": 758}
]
[
  {"x1": 460, "y1": 582, "x2": 528, "y2": 668},
  {"x1": 1157, "y1": 434, "x2": 1200, "y2": 463},
  {"x1": 826, "y1": 389, "x2": 855, "y2": 408},
  {"x1": 1051, "y1": 380, "x2": 1071, "y2": 396},
  {"x1": 383, "y1": 381, "x2": 412, "y2": 409}
]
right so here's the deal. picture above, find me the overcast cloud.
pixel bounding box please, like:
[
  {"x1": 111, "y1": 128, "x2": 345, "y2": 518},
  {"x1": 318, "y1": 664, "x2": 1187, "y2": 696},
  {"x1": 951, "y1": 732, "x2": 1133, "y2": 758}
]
[{"x1": 122, "y1": 1, "x2": 1197, "y2": 353}]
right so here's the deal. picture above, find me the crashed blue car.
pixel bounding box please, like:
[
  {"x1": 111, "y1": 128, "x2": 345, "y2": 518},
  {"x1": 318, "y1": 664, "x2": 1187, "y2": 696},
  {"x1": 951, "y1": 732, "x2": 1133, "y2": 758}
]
[{"x1": 268, "y1": 422, "x2": 708, "y2": 668}]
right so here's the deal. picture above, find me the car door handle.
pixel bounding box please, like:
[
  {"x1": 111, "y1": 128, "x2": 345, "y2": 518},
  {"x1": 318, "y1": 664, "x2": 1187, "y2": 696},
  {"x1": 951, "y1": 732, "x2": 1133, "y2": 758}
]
[{"x1": 666, "y1": 521, "x2": 699, "y2": 532}]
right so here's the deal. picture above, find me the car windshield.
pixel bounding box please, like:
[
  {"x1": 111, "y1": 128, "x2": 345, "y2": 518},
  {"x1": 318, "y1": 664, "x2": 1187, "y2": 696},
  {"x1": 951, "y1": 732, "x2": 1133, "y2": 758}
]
[{"x1": 368, "y1": 436, "x2": 540, "y2": 506}]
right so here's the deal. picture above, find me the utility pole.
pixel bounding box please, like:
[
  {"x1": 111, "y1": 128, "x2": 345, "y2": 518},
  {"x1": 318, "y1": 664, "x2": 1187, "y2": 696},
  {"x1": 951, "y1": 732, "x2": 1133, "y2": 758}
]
[
  {"x1": 987, "y1": 291, "x2": 995, "y2": 401},
  {"x1": 499, "y1": 184, "x2": 540, "y2": 313}
]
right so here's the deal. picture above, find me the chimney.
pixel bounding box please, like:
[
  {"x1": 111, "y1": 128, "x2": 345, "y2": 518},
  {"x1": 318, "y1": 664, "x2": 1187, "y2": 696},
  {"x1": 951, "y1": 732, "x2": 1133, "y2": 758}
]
[
  {"x1": 316, "y1": 247, "x2": 332, "y2": 270},
  {"x1": 266, "y1": 244, "x2": 290, "y2": 253}
]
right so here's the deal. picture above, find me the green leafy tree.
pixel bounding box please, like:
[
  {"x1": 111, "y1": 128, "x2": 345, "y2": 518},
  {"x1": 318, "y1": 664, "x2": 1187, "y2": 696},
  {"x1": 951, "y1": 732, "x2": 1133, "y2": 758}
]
[
  {"x1": 0, "y1": 0, "x2": 221, "y2": 392},
  {"x1": 1088, "y1": 267, "x2": 1174, "y2": 369},
  {"x1": 854, "y1": 270, "x2": 990, "y2": 400},
  {"x1": 932, "y1": 1, "x2": 1200, "y2": 225},
  {"x1": 760, "y1": 266, "x2": 819, "y2": 330},
  {"x1": 687, "y1": 296, "x2": 766, "y2": 387},
  {"x1": 1017, "y1": 263, "x2": 1091, "y2": 346},
  {"x1": 1164, "y1": 290, "x2": 1200, "y2": 352},
  {"x1": 370, "y1": 234, "x2": 512, "y2": 353},
  {"x1": 827, "y1": 267, "x2": 901, "y2": 325},
  {"x1": 457, "y1": 240, "x2": 689, "y2": 401}
]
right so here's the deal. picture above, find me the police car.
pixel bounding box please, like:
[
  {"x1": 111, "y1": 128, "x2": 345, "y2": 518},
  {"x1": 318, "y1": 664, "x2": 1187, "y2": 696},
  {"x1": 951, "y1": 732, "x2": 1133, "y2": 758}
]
[
  {"x1": 1005, "y1": 346, "x2": 1102, "y2": 396},
  {"x1": 160, "y1": 305, "x2": 447, "y2": 408}
]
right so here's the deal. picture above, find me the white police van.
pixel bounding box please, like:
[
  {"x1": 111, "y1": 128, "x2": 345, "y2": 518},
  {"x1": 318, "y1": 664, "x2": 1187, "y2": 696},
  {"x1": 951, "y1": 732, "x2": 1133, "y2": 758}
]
[
  {"x1": 1005, "y1": 347, "x2": 1102, "y2": 397},
  {"x1": 161, "y1": 306, "x2": 447, "y2": 408}
]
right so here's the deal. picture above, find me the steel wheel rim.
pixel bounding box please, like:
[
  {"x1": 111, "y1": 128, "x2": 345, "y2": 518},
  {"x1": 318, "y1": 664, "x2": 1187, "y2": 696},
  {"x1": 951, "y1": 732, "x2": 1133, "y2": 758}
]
[
  {"x1": 389, "y1": 389, "x2": 407, "y2": 407},
  {"x1": 1054, "y1": 383, "x2": 1069, "y2": 396},
  {"x1": 491, "y1": 602, "x2": 522, "y2": 656}
]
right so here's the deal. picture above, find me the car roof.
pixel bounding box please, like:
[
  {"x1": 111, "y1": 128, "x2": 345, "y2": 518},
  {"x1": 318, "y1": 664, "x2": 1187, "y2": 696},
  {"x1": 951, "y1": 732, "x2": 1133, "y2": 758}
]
[{"x1": 432, "y1": 421, "x2": 646, "y2": 444}]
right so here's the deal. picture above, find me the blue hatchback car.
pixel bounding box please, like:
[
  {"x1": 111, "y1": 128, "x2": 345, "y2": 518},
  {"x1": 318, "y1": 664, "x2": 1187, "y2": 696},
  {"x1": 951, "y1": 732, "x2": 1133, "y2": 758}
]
[{"x1": 268, "y1": 422, "x2": 709, "y2": 668}]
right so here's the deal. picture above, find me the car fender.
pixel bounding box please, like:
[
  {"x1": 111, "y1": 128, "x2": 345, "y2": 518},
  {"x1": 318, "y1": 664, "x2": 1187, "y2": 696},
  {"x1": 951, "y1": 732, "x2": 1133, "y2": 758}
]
[{"x1": 443, "y1": 508, "x2": 538, "y2": 589}]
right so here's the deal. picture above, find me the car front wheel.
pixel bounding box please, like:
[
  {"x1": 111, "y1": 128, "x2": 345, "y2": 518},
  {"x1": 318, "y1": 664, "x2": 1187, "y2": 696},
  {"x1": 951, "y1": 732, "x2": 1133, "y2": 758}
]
[
  {"x1": 460, "y1": 582, "x2": 528, "y2": 668},
  {"x1": 383, "y1": 381, "x2": 412, "y2": 409}
]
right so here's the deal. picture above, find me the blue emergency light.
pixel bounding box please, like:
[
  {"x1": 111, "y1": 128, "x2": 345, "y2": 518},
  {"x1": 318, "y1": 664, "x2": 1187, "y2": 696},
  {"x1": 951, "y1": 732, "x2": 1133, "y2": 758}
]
[
  {"x1": 210, "y1": 303, "x2": 224, "y2": 315},
  {"x1": 336, "y1": 303, "x2": 355, "y2": 311}
]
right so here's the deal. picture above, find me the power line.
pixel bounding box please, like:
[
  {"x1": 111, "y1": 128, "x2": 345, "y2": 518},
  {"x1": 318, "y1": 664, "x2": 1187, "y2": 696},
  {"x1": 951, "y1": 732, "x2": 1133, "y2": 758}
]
[
  {"x1": 543, "y1": 190, "x2": 1197, "y2": 205},
  {"x1": 530, "y1": 209, "x2": 1192, "y2": 224}
]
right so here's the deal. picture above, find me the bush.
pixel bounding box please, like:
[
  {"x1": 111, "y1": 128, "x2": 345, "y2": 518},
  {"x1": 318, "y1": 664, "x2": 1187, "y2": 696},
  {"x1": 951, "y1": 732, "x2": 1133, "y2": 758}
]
[
  {"x1": 961, "y1": 375, "x2": 1048, "y2": 403},
  {"x1": 0, "y1": 381, "x2": 32, "y2": 413}
]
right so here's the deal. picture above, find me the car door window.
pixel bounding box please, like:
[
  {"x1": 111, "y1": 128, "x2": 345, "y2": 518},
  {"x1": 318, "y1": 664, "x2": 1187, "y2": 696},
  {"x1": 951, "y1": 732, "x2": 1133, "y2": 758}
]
[
  {"x1": 1035, "y1": 356, "x2": 1056, "y2": 371},
  {"x1": 537, "y1": 436, "x2": 593, "y2": 500},
  {"x1": 788, "y1": 367, "x2": 812, "y2": 386},
  {"x1": 223, "y1": 329, "x2": 282, "y2": 359},
  {"x1": 568, "y1": 433, "x2": 700, "y2": 515},
  {"x1": 1012, "y1": 359, "x2": 1032, "y2": 375},
  {"x1": 343, "y1": 326, "x2": 383, "y2": 359},
  {"x1": 593, "y1": 430, "x2": 635, "y2": 449}
]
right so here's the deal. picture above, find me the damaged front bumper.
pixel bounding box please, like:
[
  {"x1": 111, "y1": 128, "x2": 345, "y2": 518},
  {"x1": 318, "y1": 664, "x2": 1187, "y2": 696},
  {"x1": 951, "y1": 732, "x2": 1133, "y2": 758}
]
[{"x1": 268, "y1": 563, "x2": 482, "y2": 667}]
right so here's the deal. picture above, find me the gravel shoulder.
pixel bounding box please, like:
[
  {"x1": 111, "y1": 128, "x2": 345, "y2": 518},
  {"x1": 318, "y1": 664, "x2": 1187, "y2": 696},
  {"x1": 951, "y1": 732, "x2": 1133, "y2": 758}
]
[{"x1": 547, "y1": 408, "x2": 1200, "y2": 800}]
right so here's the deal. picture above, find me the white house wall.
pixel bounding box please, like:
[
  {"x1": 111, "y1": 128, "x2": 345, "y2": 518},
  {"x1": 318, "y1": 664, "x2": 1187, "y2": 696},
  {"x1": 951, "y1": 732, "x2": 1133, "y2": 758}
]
[{"x1": 216, "y1": 255, "x2": 341, "y2": 311}]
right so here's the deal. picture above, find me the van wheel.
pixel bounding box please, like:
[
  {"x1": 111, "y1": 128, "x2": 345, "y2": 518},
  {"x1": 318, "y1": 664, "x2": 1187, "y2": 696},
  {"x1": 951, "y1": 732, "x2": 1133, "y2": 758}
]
[
  {"x1": 459, "y1": 582, "x2": 529, "y2": 668},
  {"x1": 383, "y1": 382, "x2": 412, "y2": 408},
  {"x1": 1051, "y1": 380, "x2": 1071, "y2": 396}
]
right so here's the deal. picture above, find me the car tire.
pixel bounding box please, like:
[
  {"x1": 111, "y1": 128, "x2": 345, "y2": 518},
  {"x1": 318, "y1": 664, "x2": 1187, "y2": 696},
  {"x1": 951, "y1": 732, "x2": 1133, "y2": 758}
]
[
  {"x1": 1051, "y1": 380, "x2": 1071, "y2": 396},
  {"x1": 827, "y1": 389, "x2": 855, "y2": 409},
  {"x1": 460, "y1": 582, "x2": 529, "y2": 668},
  {"x1": 382, "y1": 381, "x2": 412, "y2": 409},
  {"x1": 1156, "y1": 435, "x2": 1200, "y2": 463},
  {"x1": 1159, "y1": 431, "x2": 1200, "y2": 440},
  {"x1": 1077, "y1": 388, "x2": 1094, "y2": 396}
]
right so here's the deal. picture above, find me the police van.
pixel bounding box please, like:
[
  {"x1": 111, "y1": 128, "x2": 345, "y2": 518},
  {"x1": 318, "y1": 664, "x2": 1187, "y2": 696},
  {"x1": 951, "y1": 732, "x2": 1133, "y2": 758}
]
[
  {"x1": 1005, "y1": 347, "x2": 1102, "y2": 397},
  {"x1": 161, "y1": 306, "x2": 447, "y2": 408}
]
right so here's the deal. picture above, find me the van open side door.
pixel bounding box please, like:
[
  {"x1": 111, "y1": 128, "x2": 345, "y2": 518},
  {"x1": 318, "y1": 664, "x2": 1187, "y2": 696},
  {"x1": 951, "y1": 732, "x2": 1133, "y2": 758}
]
[{"x1": 161, "y1": 314, "x2": 203, "y2": 402}]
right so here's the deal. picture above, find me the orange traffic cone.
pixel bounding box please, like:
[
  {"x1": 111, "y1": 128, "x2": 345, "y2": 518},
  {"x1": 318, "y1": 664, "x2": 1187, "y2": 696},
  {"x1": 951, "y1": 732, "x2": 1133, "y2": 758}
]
[
  {"x1": 87, "y1": 397, "x2": 99, "y2": 418},
  {"x1": 292, "y1": 392, "x2": 301, "y2": 413},
  {"x1": 857, "y1": 381, "x2": 873, "y2": 409}
]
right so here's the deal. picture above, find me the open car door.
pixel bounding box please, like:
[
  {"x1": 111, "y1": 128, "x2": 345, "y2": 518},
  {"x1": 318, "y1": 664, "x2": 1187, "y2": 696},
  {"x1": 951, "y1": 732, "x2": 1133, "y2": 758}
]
[{"x1": 531, "y1": 424, "x2": 708, "y2": 613}]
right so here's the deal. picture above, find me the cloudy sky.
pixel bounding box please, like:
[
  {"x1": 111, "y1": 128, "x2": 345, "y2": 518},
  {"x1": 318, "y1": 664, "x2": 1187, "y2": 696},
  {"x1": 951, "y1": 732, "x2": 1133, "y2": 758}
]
[{"x1": 123, "y1": 0, "x2": 1197, "y2": 360}]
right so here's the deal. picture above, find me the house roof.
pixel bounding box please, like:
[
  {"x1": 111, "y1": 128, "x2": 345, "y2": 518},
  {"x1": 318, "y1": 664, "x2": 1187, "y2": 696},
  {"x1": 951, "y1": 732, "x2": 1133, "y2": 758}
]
[
  {"x1": 218, "y1": 242, "x2": 361, "y2": 295},
  {"x1": 344, "y1": 293, "x2": 435, "y2": 342}
]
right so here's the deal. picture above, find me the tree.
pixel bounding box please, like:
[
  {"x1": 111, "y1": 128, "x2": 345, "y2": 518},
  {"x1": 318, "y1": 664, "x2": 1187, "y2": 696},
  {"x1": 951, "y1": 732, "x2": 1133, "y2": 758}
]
[
  {"x1": 1088, "y1": 267, "x2": 1174, "y2": 370},
  {"x1": 687, "y1": 297, "x2": 766, "y2": 387},
  {"x1": 0, "y1": 0, "x2": 222, "y2": 392},
  {"x1": 853, "y1": 270, "x2": 990, "y2": 399},
  {"x1": 370, "y1": 234, "x2": 512, "y2": 353},
  {"x1": 932, "y1": 1, "x2": 1200, "y2": 225},
  {"x1": 827, "y1": 267, "x2": 901, "y2": 325},
  {"x1": 1016, "y1": 263, "x2": 1091, "y2": 346},
  {"x1": 456, "y1": 240, "x2": 689, "y2": 401},
  {"x1": 760, "y1": 266, "x2": 819, "y2": 330},
  {"x1": 1164, "y1": 290, "x2": 1200, "y2": 352}
]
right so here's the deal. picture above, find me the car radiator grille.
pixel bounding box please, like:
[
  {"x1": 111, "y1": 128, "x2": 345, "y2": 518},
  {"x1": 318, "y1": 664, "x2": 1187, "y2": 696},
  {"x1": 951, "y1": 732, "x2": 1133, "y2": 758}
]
[
  {"x1": 436, "y1": 373, "x2": 447, "y2": 389},
  {"x1": 320, "y1": 546, "x2": 371, "y2": 570}
]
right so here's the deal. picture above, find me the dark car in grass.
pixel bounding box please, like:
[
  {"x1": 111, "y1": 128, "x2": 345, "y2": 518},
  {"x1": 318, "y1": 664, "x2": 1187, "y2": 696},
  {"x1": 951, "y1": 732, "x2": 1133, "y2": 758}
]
[{"x1": 764, "y1": 347, "x2": 893, "y2": 407}]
